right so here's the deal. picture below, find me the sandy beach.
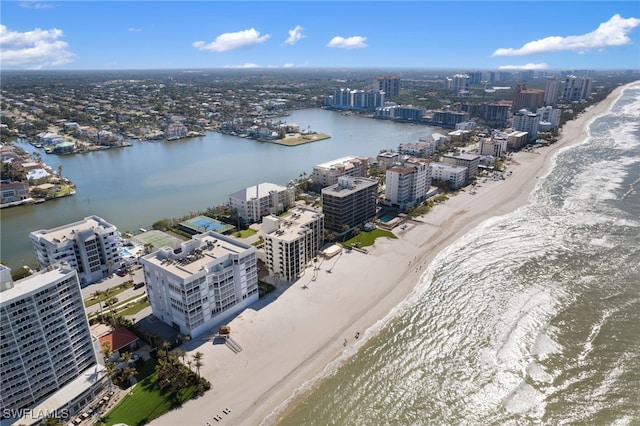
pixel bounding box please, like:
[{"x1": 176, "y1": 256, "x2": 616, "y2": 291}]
[{"x1": 148, "y1": 84, "x2": 627, "y2": 426}]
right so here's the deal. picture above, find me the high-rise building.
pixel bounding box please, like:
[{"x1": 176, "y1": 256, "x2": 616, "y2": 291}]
[
  {"x1": 512, "y1": 83, "x2": 545, "y2": 112},
  {"x1": 0, "y1": 263, "x2": 108, "y2": 424},
  {"x1": 310, "y1": 156, "x2": 369, "y2": 190},
  {"x1": 450, "y1": 74, "x2": 470, "y2": 94},
  {"x1": 321, "y1": 176, "x2": 378, "y2": 234},
  {"x1": 228, "y1": 182, "x2": 295, "y2": 224},
  {"x1": 373, "y1": 76, "x2": 400, "y2": 98},
  {"x1": 512, "y1": 109, "x2": 541, "y2": 143},
  {"x1": 29, "y1": 216, "x2": 122, "y2": 286},
  {"x1": 563, "y1": 75, "x2": 593, "y2": 102},
  {"x1": 262, "y1": 207, "x2": 324, "y2": 282},
  {"x1": 140, "y1": 232, "x2": 258, "y2": 339},
  {"x1": 384, "y1": 159, "x2": 432, "y2": 209},
  {"x1": 544, "y1": 77, "x2": 561, "y2": 106}
]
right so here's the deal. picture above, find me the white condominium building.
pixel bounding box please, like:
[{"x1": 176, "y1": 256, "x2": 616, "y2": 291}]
[
  {"x1": 385, "y1": 159, "x2": 432, "y2": 209},
  {"x1": 310, "y1": 156, "x2": 369, "y2": 189},
  {"x1": 512, "y1": 109, "x2": 541, "y2": 143},
  {"x1": 29, "y1": 215, "x2": 122, "y2": 286},
  {"x1": 228, "y1": 182, "x2": 295, "y2": 224},
  {"x1": 442, "y1": 152, "x2": 480, "y2": 183},
  {"x1": 431, "y1": 163, "x2": 467, "y2": 189},
  {"x1": 0, "y1": 264, "x2": 108, "y2": 424},
  {"x1": 140, "y1": 232, "x2": 259, "y2": 339},
  {"x1": 478, "y1": 133, "x2": 508, "y2": 158},
  {"x1": 262, "y1": 207, "x2": 325, "y2": 282}
]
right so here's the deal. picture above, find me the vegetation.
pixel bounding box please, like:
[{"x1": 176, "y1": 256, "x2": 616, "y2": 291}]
[
  {"x1": 343, "y1": 228, "x2": 397, "y2": 248},
  {"x1": 100, "y1": 343, "x2": 210, "y2": 426},
  {"x1": 235, "y1": 228, "x2": 256, "y2": 238}
]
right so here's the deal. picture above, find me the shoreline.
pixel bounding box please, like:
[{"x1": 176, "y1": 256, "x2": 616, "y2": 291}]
[{"x1": 147, "y1": 84, "x2": 630, "y2": 426}]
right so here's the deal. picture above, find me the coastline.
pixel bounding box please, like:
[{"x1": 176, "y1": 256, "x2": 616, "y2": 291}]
[{"x1": 147, "y1": 84, "x2": 629, "y2": 426}]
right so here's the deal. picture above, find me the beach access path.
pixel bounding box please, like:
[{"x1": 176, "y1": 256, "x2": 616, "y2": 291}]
[{"x1": 147, "y1": 84, "x2": 627, "y2": 426}]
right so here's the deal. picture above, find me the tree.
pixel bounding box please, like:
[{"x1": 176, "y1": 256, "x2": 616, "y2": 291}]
[
  {"x1": 192, "y1": 352, "x2": 204, "y2": 377},
  {"x1": 92, "y1": 289, "x2": 105, "y2": 317}
]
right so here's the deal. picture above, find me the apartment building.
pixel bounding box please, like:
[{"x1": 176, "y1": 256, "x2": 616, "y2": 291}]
[
  {"x1": 29, "y1": 215, "x2": 122, "y2": 286},
  {"x1": 512, "y1": 109, "x2": 541, "y2": 143},
  {"x1": 140, "y1": 232, "x2": 258, "y2": 339},
  {"x1": 376, "y1": 151, "x2": 401, "y2": 171},
  {"x1": 544, "y1": 77, "x2": 561, "y2": 106},
  {"x1": 262, "y1": 207, "x2": 324, "y2": 282},
  {"x1": 228, "y1": 182, "x2": 295, "y2": 224},
  {"x1": 431, "y1": 163, "x2": 467, "y2": 190},
  {"x1": 385, "y1": 159, "x2": 432, "y2": 209},
  {"x1": 512, "y1": 83, "x2": 545, "y2": 112},
  {"x1": 442, "y1": 152, "x2": 480, "y2": 183},
  {"x1": 321, "y1": 176, "x2": 378, "y2": 233},
  {"x1": 310, "y1": 156, "x2": 369, "y2": 189},
  {"x1": 478, "y1": 133, "x2": 508, "y2": 158},
  {"x1": 563, "y1": 75, "x2": 593, "y2": 102},
  {"x1": 330, "y1": 89, "x2": 385, "y2": 110},
  {"x1": 0, "y1": 264, "x2": 108, "y2": 424},
  {"x1": 373, "y1": 76, "x2": 400, "y2": 98},
  {"x1": 537, "y1": 106, "x2": 561, "y2": 131},
  {"x1": 398, "y1": 141, "x2": 433, "y2": 158}
]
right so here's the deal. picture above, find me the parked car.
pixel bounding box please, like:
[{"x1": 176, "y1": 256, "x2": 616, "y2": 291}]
[
  {"x1": 115, "y1": 269, "x2": 127, "y2": 277},
  {"x1": 134, "y1": 282, "x2": 145, "y2": 290}
]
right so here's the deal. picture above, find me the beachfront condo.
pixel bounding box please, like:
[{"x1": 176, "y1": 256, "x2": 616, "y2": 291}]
[
  {"x1": 29, "y1": 215, "x2": 123, "y2": 286},
  {"x1": 385, "y1": 159, "x2": 432, "y2": 210},
  {"x1": 321, "y1": 176, "x2": 378, "y2": 234},
  {"x1": 0, "y1": 263, "x2": 109, "y2": 425},
  {"x1": 310, "y1": 156, "x2": 369, "y2": 190},
  {"x1": 140, "y1": 231, "x2": 258, "y2": 339},
  {"x1": 262, "y1": 207, "x2": 324, "y2": 282},
  {"x1": 228, "y1": 182, "x2": 295, "y2": 225}
]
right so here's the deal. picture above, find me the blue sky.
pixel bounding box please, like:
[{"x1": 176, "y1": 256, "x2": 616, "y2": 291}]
[{"x1": 1, "y1": 1, "x2": 639, "y2": 71}]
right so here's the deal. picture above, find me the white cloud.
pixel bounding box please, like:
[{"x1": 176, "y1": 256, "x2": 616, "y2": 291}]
[
  {"x1": 224, "y1": 63, "x2": 263, "y2": 68},
  {"x1": 0, "y1": 24, "x2": 75, "y2": 69},
  {"x1": 128, "y1": 27, "x2": 142, "y2": 33},
  {"x1": 224, "y1": 63, "x2": 299, "y2": 69},
  {"x1": 285, "y1": 25, "x2": 305, "y2": 45},
  {"x1": 19, "y1": 1, "x2": 54, "y2": 9},
  {"x1": 193, "y1": 28, "x2": 270, "y2": 52},
  {"x1": 493, "y1": 14, "x2": 640, "y2": 56},
  {"x1": 498, "y1": 63, "x2": 549, "y2": 70},
  {"x1": 327, "y1": 36, "x2": 367, "y2": 49}
]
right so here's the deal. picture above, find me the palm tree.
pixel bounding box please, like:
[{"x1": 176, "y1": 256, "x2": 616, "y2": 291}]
[
  {"x1": 192, "y1": 352, "x2": 204, "y2": 377},
  {"x1": 92, "y1": 289, "x2": 104, "y2": 317}
]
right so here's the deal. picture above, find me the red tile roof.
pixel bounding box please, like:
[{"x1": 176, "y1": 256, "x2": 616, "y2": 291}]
[{"x1": 99, "y1": 326, "x2": 139, "y2": 353}]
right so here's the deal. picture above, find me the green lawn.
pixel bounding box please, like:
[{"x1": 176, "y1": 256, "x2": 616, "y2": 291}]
[
  {"x1": 101, "y1": 363, "x2": 196, "y2": 426},
  {"x1": 343, "y1": 228, "x2": 397, "y2": 248},
  {"x1": 118, "y1": 299, "x2": 150, "y2": 316},
  {"x1": 235, "y1": 228, "x2": 256, "y2": 238}
]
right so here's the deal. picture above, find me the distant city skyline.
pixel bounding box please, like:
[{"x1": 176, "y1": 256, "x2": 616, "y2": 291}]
[{"x1": 1, "y1": 1, "x2": 639, "y2": 71}]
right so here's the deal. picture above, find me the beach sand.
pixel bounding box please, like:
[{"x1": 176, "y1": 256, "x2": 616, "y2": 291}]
[{"x1": 148, "y1": 85, "x2": 627, "y2": 426}]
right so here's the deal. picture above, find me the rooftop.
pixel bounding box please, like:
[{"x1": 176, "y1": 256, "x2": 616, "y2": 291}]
[
  {"x1": 141, "y1": 232, "x2": 254, "y2": 279},
  {"x1": 229, "y1": 182, "x2": 289, "y2": 201}
]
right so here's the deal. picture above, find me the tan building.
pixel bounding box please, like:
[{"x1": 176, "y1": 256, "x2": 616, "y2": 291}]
[{"x1": 262, "y1": 207, "x2": 324, "y2": 282}]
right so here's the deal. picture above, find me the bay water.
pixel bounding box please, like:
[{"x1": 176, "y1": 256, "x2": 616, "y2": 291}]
[
  {"x1": 1, "y1": 110, "x2": 432, "y2": 271},
  {"x1": 273, "y1": 84, "x2": 640, "y2": 425}
]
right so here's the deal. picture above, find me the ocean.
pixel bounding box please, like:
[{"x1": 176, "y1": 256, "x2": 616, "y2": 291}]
[{"x1": 274, "y1": 84, "x2": 640, "y2": 425}]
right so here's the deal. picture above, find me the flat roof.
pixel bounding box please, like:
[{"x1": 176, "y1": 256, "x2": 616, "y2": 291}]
[
  {"x1": 31, "y1": 215, "x2": 114, "y2": 243},
  {"x1": 1, "y1": 266, "x2": 75, "y2": 304},
  {"x1": 264, "y1": 208, "x2": 322, "y2": 242},
  {"x1": 142, "y1": 233, "x2": 253, "y2": 279},
  {"x1": 229, "y1": 182, "x2": 289, "y2": 201},
  {"x1": 315, "y1": 155, "x2": 357, "y2": 169}
]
